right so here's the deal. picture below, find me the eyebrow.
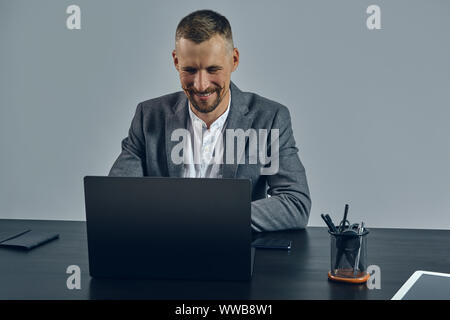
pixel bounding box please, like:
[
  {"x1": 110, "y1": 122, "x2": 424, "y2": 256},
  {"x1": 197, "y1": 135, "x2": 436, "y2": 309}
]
[{"x1": 181, "y1": 65, "x2": 223, "y2": 71}]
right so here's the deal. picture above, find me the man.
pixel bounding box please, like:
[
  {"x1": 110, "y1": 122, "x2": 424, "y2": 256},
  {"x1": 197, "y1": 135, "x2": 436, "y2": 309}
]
[{"x1": 109, "y1": 10, "x2": 311, "y2": 232}]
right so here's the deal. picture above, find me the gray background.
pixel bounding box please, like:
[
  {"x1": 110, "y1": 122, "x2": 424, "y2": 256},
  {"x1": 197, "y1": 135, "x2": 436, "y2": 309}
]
[{"x1": 1, "y1": 0, "x2": 449, "y2": 229}]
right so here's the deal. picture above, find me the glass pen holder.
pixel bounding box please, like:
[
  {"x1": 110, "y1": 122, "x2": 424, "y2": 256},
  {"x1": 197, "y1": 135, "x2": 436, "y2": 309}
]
[{"x1": 328, "y1": 229, "x2": 370, "y2": 284}]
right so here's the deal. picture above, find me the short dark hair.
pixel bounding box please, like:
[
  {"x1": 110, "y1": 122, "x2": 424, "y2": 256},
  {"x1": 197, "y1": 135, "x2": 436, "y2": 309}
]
[{"x1": 175, "y1": 10, "x2": 234, "y2": 52}]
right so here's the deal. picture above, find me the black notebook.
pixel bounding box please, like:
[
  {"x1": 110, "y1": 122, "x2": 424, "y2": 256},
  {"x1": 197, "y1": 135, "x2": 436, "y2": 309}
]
[
  {"x1": 0, "y1": 230, "x2": 59, "y2": 250},
  {"x1": 0, "y1": 229, "x2": 31, "y2": 243}
]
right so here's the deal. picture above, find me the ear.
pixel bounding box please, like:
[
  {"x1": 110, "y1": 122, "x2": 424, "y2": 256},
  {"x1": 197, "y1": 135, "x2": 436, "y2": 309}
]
[
  {"x1": 232, "y1": 48, "x2": 240, "y2": 72},
  {"x1": 172, "y1": 50, "x2": 179, "y2": 71}
]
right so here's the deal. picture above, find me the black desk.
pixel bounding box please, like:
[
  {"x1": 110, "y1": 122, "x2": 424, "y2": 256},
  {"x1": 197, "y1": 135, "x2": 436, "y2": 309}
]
[{"x1": 1, "y1": 219, "x2": 449, "y2": 300}]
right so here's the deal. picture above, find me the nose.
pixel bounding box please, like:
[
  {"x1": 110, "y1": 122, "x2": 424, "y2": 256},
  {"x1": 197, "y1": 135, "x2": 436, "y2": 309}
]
[{"x1": 193, "y1": 70, "x2": 210, "y2": 93}]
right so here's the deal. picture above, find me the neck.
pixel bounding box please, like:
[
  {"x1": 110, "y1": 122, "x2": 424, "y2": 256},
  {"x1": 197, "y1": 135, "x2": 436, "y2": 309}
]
[{"x1": 190, "y1": 88, "x2": 230, "y2": 129}]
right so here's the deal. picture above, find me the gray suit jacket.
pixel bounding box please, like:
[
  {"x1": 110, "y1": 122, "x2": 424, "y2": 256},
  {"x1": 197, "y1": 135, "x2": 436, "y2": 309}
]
[{"x1": 109, "y1": 82, "x2": 311, "y2": 232}]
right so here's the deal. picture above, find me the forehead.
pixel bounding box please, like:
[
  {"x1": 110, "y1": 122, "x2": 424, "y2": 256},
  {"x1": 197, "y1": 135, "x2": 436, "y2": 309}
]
[{"x1": 176, "y1": 35, "x2": 229, "y2": 66}]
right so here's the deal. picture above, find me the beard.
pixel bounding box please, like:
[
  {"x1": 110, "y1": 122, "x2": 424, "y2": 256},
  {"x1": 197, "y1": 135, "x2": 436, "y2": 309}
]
[{"x1": 182, "y1": 84, "x2": 227, "y2": 114}]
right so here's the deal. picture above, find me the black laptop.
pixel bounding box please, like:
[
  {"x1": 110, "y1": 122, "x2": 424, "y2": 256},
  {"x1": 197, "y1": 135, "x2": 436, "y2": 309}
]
[{"x1": 84, "y1": 176, "x2": 254, "y2": 281}]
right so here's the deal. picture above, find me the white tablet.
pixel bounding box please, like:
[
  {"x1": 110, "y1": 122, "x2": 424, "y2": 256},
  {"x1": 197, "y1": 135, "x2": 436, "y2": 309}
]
[{"x1": 392, "y1": 270, "x2": 450, "y2": 300}]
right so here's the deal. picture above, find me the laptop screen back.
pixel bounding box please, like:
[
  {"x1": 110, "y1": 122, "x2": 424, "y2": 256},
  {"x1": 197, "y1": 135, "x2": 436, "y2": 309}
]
[{"x1": 84, "y1": 176, "x2": 252, "y2": 280}]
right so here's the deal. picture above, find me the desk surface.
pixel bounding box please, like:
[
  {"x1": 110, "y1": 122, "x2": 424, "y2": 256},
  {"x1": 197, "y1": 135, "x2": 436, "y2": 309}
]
[{"x1": 1, "y1": 219, "x2": 449, "y2": 300}]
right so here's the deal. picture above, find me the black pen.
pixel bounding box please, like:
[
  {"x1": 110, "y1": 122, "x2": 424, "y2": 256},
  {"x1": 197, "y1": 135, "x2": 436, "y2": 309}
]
[
  {"x1": 321, "y1": 214, "x2": 334, "y2": 232},
  {"x1": 324, "y1": 214, "x2": 339, "y2": 233},
  {"x1": 340, "y1": 204, "x2": 349, "y2": 232},
  {"x1": 353, "y1": 222, "x2": 364, "y2": 276}
]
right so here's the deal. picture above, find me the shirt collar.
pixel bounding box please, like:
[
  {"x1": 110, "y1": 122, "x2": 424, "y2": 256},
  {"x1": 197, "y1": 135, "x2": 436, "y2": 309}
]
[{"x1": 188, "y1": 90, "x2": 231, "y2": 129}]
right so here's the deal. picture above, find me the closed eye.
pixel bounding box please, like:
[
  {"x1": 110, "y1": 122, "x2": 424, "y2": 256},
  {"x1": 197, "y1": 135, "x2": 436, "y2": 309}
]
[
  {"x1": 182, "y1": 67, "x2": 197, "y2": 74},
  {"x1": 207, "y1": 66, "x2": 222, "y2": 73}
]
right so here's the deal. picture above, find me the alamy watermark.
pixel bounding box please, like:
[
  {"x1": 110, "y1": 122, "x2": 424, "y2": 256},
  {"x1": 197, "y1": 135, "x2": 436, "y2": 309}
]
[
  {"x1": 66, "y1": 4, "x2": 381, "y2": 31},
  {"x1": 66, "y1": 265, "x2": 81, "y2": 290},
  {"x1": 366, "y1": 265, "x2": 381, "y2": 290},
  {"x1": 66, "y1": 5, "x2": 81, "y2": 30},
  {"x1": 171, "y1": 128, "x2": 280, "y2": 175},
  {"x1": 366, "y1": 5, "x2": 381, "y2": 30}
]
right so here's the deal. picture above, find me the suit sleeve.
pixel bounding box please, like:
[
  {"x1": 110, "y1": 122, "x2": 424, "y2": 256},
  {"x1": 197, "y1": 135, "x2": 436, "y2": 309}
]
[
  {"x1": 108, "y1": 103, "x2": 146, "y2": 177},
  {"x1": 251, "y1": 106, "x2": 311, "y2": 232}
]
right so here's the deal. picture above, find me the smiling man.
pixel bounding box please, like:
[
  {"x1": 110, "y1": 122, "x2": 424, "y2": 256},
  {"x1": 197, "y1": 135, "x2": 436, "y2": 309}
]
[
  {"x1": 109, "y1": 10, "x2": 311, "y2": 232},
  {"x1": 174, "y1": 22, "x2": 237, "y2": 126}
]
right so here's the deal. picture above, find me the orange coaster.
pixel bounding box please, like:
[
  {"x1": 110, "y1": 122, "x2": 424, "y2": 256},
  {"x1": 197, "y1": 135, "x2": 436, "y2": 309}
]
[{"x1": 328, "y1": 270, "x2": 370, "y2": 284}]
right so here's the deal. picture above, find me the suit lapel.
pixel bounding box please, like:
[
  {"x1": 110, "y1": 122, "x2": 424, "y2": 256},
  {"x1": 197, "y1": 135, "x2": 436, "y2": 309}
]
[
  {"x1": 165, "y1": 95, "x2": 188, "y2": 177},
  {"x1": 222, "y1": 82, "x2": 251, "y2": 179}
]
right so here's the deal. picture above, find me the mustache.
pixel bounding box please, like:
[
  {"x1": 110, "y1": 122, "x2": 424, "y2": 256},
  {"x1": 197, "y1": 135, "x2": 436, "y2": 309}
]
[{"x1": 182, "y1": 85, "x2": 224, "y2": 95}]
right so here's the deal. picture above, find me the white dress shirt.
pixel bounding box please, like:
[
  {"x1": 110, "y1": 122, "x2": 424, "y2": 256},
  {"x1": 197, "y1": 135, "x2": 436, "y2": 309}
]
[{"x1": 182, "y1": 93, "x2": 231, "y2": 178}]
